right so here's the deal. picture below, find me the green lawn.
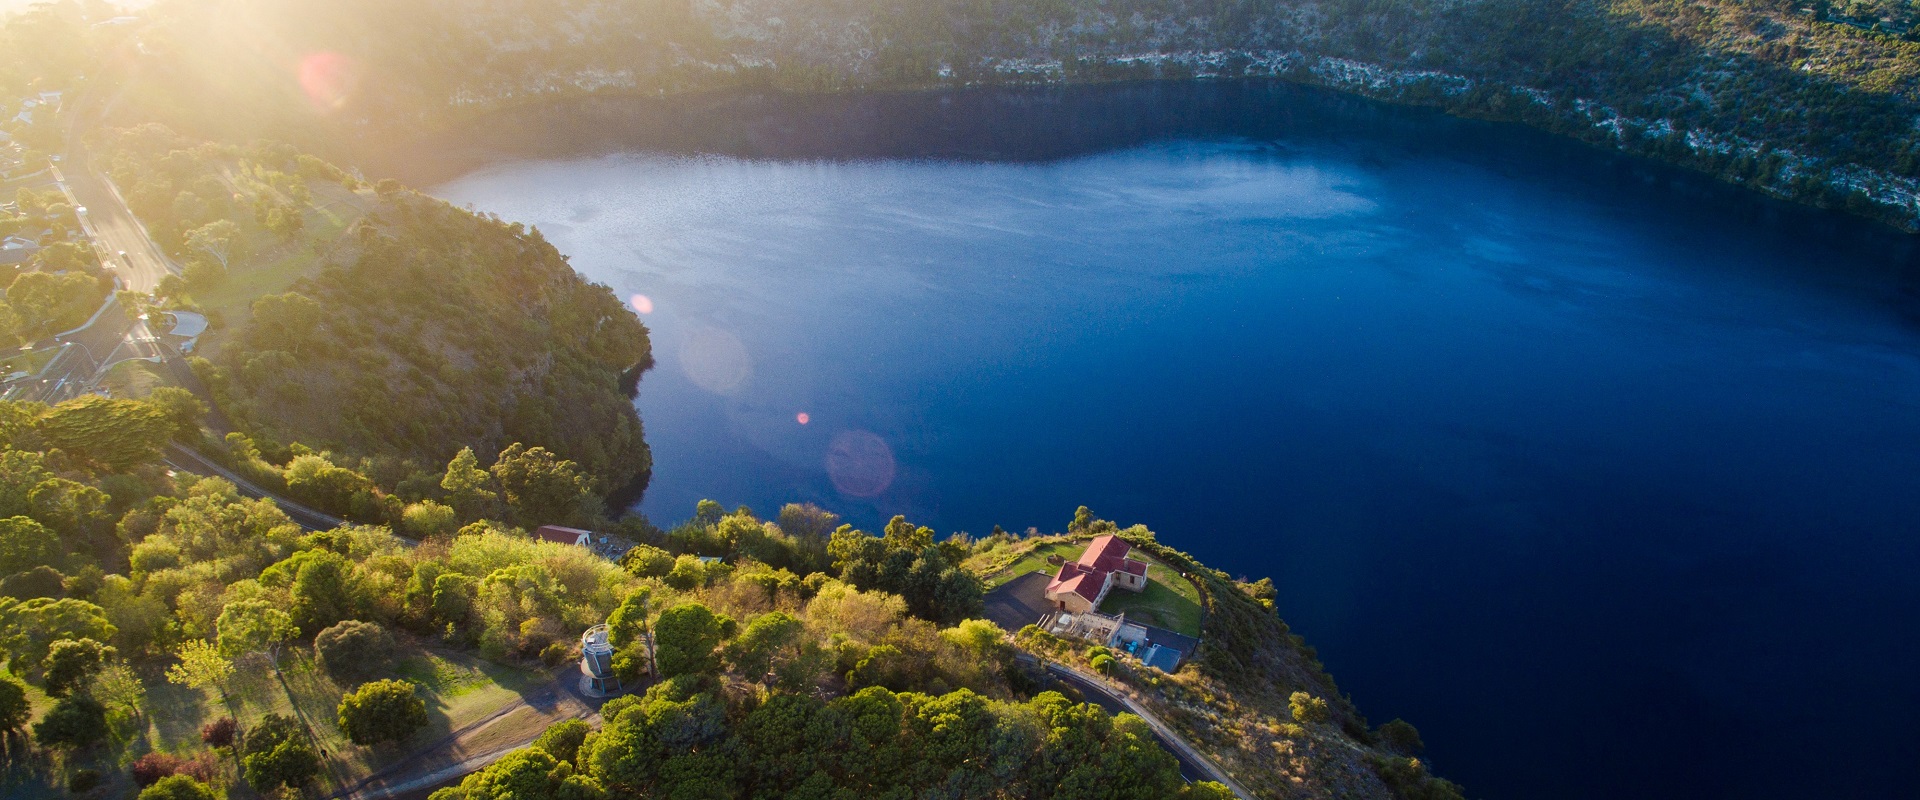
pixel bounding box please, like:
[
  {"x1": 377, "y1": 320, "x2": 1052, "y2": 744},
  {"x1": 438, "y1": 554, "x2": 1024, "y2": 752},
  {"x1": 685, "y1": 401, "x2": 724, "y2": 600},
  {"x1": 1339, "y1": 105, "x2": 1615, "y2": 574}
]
[
  {"x1": 1098, "y1": 559, "x2": 1205, "y2": 638},
  {"x1": 980, "y1": 541, "x2": 1086, "y2": 590}
]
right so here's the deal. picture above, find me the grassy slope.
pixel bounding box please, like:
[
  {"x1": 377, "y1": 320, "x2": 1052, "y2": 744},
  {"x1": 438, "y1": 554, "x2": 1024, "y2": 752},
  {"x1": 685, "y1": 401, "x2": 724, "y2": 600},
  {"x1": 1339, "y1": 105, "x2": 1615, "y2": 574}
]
[{"x1": 974, "y1": 536, "x2": 1208, "y2": 639}]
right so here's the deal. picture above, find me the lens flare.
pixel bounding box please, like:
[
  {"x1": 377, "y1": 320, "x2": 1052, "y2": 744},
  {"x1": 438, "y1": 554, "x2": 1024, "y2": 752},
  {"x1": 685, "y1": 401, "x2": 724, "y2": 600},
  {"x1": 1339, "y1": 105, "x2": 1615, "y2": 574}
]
[
  {"x1": 826, "y1": 430, "x2": 895, "y2": 498},
  {"x1": 679, "y1": 327, "x2": 751, "y2": 395},
  {"x1": 796, "y1": 412, "x2": 810, "y2": 425},
  {"x1": 298, "y1": 52, "x2": 360, "y2": 113}
]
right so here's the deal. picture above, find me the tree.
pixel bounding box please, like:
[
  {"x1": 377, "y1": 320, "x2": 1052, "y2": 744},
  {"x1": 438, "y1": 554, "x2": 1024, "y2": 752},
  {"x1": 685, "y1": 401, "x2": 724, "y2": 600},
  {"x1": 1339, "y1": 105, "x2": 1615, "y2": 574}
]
[
  {"x1": 216, "y1": 599, "x2": 298, "y2": 660},
  {"x1": 532, "y1": 718, "x2": 592, "y2": 764},
  {"x1": 35, "y1": 395, "x2": 173, "y2": 472},
  {"x1": 0, "y1": 564, "x2": 64, "y2": 599},
  {"x1": 489, "y1": 444, "x2": 594, "y2": 525},
  {"x1": 1290, "y1": 691, "x2": 1331, "y2": 725},
  {"x1": 147, "y1": 387, "x2": 208, "y2": 441},
  {"x1": 0, "y1": 674, "x2": 28, "y2": 733},
  {"x1": 652, "y1": 603, "x2": 733, "y2": 678},
  {"x1": 617, "y1": 544, "x2": 673, "y2": 578},
  {"x1": 93, "y1": 662, "x2": 147, "y2": 718},
  {"x1": 314, "y1": 620, "x2": 394, "y2": 685},
  {"x1": 166, "y1": 639, "x2": 233, "y2": 698},
  {"x1": 138, "y1": 775, "x2": 216, "y2": 800},
  {"x1": 1379, "y1": 718, "x2": 1426, "y2": 755},
  {"x1": 440, "y1": 448, "x2": 500, "y2": 521},
  {"x1": 0, "y1": 597, "x2": 116, "y2": 675},
  {"x1": 725, "y1": 611, "x2": 805, "y2": 684},
  {"x1": 606, "y1": 587, "x2": 651, "y2": 648},
  {"x1": 0, "y1": 515, "x2": 58, "y2": 575},
  {"x1": 183, "y1": 219, "x2": 240, "y2": 271},
  {"x1": 402, "y1": 500, "x2": 458, "y2": 537},
  {"x1": 289, "y1": 550, "x2": 353, "y2": 632},
  {"x1": 337, "y1": 678, "x2": 428, "y2": 746},
  {"x1": 243, "y1": 713, "x2": 321, "y2": 790},
  {"x1": 42, "y1": 638, "x2": 115, "y2": 697},
  {"x1": 33, "y1": 694, "x2": 107, "y2": 749}
]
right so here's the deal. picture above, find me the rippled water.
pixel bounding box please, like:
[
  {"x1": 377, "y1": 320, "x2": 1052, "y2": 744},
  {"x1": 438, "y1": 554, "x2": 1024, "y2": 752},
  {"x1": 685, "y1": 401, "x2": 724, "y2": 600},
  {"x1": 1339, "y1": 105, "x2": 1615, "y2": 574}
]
[{"x1": 433, "y1": 83, "x2": 1920, "y2": 800}]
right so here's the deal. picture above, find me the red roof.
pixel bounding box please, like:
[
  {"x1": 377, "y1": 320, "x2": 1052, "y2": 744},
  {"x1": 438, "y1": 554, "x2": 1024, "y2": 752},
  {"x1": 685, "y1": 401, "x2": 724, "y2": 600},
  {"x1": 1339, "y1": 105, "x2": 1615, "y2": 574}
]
[
  {"x1": 1045, "y1": 562, "x2": 1105, "y2": 603},
  {"x1": 1045, "y1": 536, "x2": 1149, "y2": 604},
  {"x1": 1078, "y1": 535, "x2": 1133, "y2": 572},
  {"x1": 536, "y1": 525, "x2": 591, "y2": 545}
]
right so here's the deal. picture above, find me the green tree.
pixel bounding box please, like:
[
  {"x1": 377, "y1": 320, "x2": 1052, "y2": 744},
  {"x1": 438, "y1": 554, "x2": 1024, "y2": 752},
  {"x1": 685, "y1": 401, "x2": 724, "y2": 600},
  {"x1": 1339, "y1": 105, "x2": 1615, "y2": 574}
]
[
  {"x1": 217, "y1": 600, "x2": 298, "y2": 660},
  {"x1": 431, "y1": 747, "x2": 605, "y2": 800},
  {"x1": 606, "y1": 587, "x2": 651, "y2": 648},
  {"x1": 0, "y1": 674, "x2": 28, "y2": 733},
  {"x1": 652, "y1": 603, "x2": 733, "y2": 678},
  {"x1": 146, "y1": 387, "x2": 209, "y2": 440},
  {"x1": 489, "y1": 443, "x2": 593, "y2": 525},
  {"x1": 617, "y1": 544, "x2": 673, "y2": 578},
  {"x1": 289, "y1": 549, "x2": 354, "y2": 632},
  {"x1": 35, "y1": 395, "x2": 173, "y2": 471},
  {"x1": 531, "y1": 718, "x2": 592, "y2": 764},
  {"x1": 242, "y1": 713, "x2": 321, "y2": 790},
  {"x1": 139, "y1": 775, "x2": 216, "y2": 800},
  {"x1": 725, "y1": 611, "x2": 805, "y2": 684},
  {"x1": 402, "y1": 500, "x2": 458, "y2": 537},
  {"x1": 314, "y1": 620, "x2": 394, "y2": 685},
  {"x1": 0, "y1": 515, "x2": 58, "y2": 574},
  {"x1": 337, "y1": 678, "x2": 429, "y2": 746},
  {"x1": 440, "y1": 448, "x2": 500, "y2": 521},
  {"x1": 165, "y1": 639, "x2": 233, "y2": 698},
  {"x1": 32, "y1": 694, "x2": 107, "y2": 749},
  {"x1": 0, "y1": 597, "x2": 116, "y2": 675},
  {"x1": 42, "y1": 638, "x2": 115, "y2": 697}
]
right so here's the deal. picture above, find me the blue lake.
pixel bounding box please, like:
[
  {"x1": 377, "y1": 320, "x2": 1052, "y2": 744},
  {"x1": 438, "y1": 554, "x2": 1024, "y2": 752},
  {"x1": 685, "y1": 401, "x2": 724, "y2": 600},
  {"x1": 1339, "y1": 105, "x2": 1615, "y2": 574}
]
[{"x1": 429, "y1": 83, "x2": 1920, "y2": 800}]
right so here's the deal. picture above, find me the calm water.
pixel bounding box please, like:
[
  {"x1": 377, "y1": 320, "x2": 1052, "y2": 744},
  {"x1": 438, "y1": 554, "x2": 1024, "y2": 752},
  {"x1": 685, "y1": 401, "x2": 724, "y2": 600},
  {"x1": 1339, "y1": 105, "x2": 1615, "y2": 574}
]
[{"x1": 429, "y1": 83, "x2": 1920, "y2": 800}]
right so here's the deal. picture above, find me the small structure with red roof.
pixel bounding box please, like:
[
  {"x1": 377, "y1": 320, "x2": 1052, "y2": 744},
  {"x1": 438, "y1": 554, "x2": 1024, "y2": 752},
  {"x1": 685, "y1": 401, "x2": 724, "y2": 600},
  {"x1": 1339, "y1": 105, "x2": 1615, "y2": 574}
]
[
  {"x1": 1043, "y1": 534, "x2": 1150, "y2": 613},
  {"x1": 536, "y1": 525, "x2": 592, "y2": 546}
]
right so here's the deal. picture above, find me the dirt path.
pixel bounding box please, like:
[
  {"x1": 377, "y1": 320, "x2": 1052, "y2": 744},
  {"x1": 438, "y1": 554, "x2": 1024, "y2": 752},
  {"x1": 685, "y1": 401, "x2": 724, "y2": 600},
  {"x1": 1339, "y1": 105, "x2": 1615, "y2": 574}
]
[{"x1": 328, "y1": 669, "x2": 604, "y2": 800}]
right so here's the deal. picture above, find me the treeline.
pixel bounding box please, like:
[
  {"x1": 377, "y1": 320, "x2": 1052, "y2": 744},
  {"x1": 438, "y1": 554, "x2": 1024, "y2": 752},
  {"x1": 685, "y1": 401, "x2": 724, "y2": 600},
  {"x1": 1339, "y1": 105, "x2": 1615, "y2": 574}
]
[
  {"x1": 93, "y1": 123, "x2": 654, "y2": 508},
  {"x1": 91, "y1": 0, "x2": 1920, "y2": 227}
]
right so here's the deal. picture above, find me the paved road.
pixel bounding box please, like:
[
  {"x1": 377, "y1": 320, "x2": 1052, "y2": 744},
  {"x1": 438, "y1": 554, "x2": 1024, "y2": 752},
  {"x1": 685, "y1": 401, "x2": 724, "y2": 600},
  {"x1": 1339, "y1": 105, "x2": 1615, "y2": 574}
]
[
  {"x1": 1021, "y1": 654, "x2": 1257, "y2": 798},
  {"x1": 57, "y1": 158, "x2": 176, "y2": 293}
]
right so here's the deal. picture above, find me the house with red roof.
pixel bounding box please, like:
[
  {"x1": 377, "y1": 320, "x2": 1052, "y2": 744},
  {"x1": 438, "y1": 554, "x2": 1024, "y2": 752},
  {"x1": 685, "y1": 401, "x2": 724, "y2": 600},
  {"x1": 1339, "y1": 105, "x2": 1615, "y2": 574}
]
[
  {"x1": 1043, "y1": 534, "x2": 1150, "y2": 613},
  {"x1": 536, "y1": 525, "x2": 592, "y2": 546}
]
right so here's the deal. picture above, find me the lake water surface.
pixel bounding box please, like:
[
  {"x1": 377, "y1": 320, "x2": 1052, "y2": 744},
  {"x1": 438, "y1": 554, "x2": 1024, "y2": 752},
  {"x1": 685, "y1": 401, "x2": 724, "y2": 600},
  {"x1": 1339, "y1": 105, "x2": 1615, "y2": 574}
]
[{"x1": 428, "y1": 82, "x2": 1920, "y2": 800}]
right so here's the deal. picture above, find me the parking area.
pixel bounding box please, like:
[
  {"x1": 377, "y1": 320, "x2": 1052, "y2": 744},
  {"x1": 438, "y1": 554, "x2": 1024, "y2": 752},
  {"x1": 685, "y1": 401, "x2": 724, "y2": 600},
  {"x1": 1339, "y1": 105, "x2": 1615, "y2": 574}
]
[{"x1": 982, "y1": 571, "x2": 1055, "y2": 632}]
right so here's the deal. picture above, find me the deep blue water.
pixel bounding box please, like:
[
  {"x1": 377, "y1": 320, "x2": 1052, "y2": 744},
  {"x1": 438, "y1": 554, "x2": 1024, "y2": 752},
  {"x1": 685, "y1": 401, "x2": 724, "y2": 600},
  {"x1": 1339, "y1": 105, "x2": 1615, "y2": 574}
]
[{"x1": 431, "y1": 83, "x2": 1920, "y2": 800}]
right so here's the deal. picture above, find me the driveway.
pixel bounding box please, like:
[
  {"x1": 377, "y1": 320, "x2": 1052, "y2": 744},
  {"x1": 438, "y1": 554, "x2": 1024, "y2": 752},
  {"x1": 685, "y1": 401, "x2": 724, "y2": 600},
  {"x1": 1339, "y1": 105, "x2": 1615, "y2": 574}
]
[{"x1": 982, "y1": 571, "x2": 1056, "y2": 632}]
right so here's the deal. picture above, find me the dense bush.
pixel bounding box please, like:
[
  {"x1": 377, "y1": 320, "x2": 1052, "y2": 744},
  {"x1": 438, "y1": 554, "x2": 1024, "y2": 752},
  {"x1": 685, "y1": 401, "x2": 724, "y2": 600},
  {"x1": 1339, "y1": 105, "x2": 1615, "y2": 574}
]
[
  {"x1": 337, "y1": 679, "x2": 429, "y2": 746},
  {"x1": 314, "y1": 619, "x2": 395, "y2": 685}
]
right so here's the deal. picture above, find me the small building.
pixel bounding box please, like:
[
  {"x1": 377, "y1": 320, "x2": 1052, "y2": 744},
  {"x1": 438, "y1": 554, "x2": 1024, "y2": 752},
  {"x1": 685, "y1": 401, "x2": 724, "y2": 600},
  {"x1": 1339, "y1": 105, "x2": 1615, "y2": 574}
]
[
  {"x1": 580, "y1": 624, "x2": 621, "y2": 696},
  {"x1": 1140, "y1": 643, "x2": 1183, "y2": 674},
  {"x1": 1044, "y1": 609, "x2": 1149, "y2": 649},
  {"x1": 1043, "y1": 535, "x2": 1150, "y2": 614},
  {"x1": 0, "y1": 235, "x2": 38, "y2": 266},
  {"x1": 536, "y1": 525, "x2": 592, "y2": 546}
]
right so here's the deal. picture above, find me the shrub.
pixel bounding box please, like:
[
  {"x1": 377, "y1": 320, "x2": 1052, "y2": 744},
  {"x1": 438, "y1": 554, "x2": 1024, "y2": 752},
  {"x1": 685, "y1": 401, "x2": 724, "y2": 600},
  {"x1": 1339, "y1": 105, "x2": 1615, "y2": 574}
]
[
  {"x1": 132, "y1": 752, "x2": 183, "y2": 786},
  {"x1": 137, "y1": 775, "x2": 216, "y2": 800},
  {"x1": 201, "y1": 717, "x2": 237, "y2": 748},
  {"x1": 1089, "y1": 653, "x2": 1116, "y2": 675},
  {"x1": 242, "y1": 714, "x2": 321, "y2": 790},
  {"x1": 1289, "y1": 691, "x2": 1331, "y2": 725},
  {"x1": 539, "y1": 641, "x2": 569, "y2": 667},
  {"x1": 1379, "y1": 718, "x2": 1425, "y2": 755},
  {"x1": 314, "y1": 620, "x2": 395, "y2": 685},
  {"x1": 337, "y1": 679, "x2": 428, "y2": 746},
  {"x1": 0, "y1": 675, "x2": 28, "y2": 732}
]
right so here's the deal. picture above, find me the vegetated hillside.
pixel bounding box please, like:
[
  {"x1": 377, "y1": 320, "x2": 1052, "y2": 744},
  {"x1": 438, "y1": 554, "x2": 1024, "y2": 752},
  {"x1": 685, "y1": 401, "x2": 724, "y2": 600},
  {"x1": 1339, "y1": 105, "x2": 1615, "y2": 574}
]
[
  {"x1": 980, "y1": 512, "x2": 1458, "y2": 799},
  {"x1": 95, "y1": 124, "x2": 653, "y2": 504},
  {"x1": 109, "y1": 0, "x2": 1920, "y2": 228}
]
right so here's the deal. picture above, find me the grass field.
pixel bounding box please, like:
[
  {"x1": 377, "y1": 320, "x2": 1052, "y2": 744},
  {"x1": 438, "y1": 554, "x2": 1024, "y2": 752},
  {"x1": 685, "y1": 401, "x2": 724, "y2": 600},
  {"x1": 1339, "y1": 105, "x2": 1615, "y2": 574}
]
[{"x1": 980, "y1": 540, "x2": 1085, "y2": 590}]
